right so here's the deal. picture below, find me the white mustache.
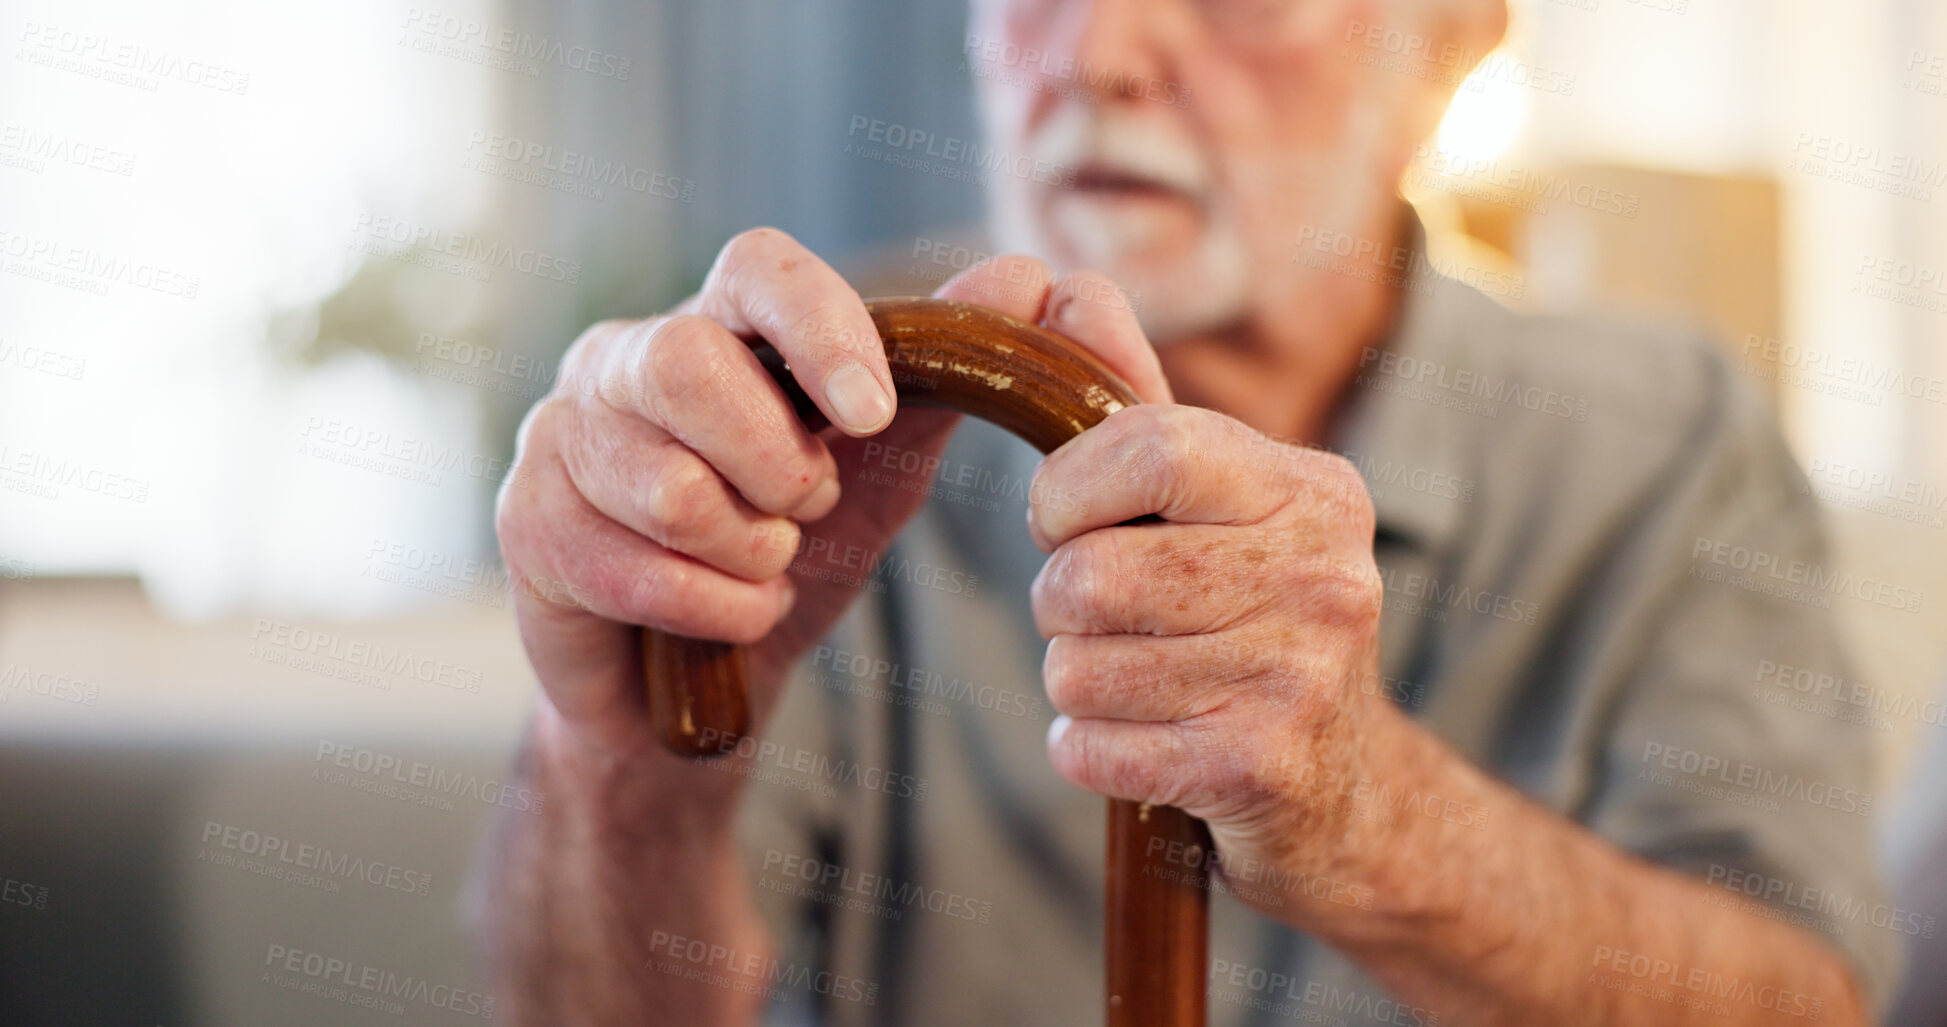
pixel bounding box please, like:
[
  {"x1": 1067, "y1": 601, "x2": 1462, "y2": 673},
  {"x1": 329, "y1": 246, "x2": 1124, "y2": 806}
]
[{"x1": 1023, "y1": 103, "x2": 1213, "y2": 200}]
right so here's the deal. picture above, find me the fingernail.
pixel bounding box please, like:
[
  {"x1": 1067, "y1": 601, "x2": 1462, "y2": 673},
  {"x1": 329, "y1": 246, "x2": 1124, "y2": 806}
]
[
  {"x1": 1047, "y1": 714, "x2": 1073, "y2": 749},
  {"x1": 825, "y1": 362, "x2": 893, "y2": 434}
]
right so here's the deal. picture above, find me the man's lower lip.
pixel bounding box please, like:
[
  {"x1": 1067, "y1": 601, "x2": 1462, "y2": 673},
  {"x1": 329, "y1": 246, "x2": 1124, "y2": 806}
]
[{"x1": 1065, "y1": 184, "x2": 1193, "y2": 202}]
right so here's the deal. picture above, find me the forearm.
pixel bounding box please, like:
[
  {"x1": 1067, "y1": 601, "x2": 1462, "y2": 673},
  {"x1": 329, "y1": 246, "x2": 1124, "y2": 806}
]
[
  {"x1": 1302, "y1": 703, "x2": 1868, "y2": 1026},
  {"x1": 486, "y1": 709, "x2": 772, "y2": 1027}
]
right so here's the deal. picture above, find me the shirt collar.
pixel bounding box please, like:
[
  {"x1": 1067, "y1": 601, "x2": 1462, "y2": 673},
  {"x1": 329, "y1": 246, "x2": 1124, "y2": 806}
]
[{"x1": 1325, "y1": 209, "x2": 1479, "y2": 559}]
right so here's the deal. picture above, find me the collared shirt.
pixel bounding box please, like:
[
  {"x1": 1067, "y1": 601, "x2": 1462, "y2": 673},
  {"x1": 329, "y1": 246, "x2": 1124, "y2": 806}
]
[{"x1": 739, "y1": 227, "x2": 1900, "y2": 1026}]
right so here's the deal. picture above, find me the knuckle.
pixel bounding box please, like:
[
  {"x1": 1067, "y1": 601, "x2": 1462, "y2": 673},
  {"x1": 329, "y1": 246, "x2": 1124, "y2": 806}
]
[
  {"x1": 492, "y1": 479, "x2": 533, "y2": 567},
  {"x1": 639, "y1": 315, "x2": 727, "y2": 412},
  {"x1": 730, "y1": 225, "x2": 792, "y2": 255},
  {"x1": 1311, "y1": 557, "x2": 1384, "y2": 634},
  {"x1": 1138, "y1": 405, "x2": 1206, "y2": 471},
  {"x1": 639, "y1": 455, "x2": 717, "y2": 547},
  {"x1": 514, "y1": 394, "x2": 570, "y2": 455},
  {"x1": 1043, "y1": 640, "x2": 1090, "y2": 714},
  {"x1": 1067, "y1": 724, "x2": 1107, "y2": 783},
  {"x1": 545, "y1": 321, "x2": 620, "y2": 402},
  {"x1": 621, "y1": 553, "x2": 688, "y2": 628},
  {"x1": 716, "y1": 226, "x2": 794, "y2": 280},
  {"x1": 747, "y1": 519, "x2": 801, "y2": 575},
  {"x1": 1153, "y1": 404, "x2": 1204, "y2": 451},
  {"x1": 1094, "y1": 736, "x2": 1148, "y2": 800},
  {"x1": 1102, "y1": 406, "x2": 1174, "y2": 479},
  {"x1": 756, "y1": 462, "x2": 825, "y2": 519},
  {"x1": 785, "y1": 302, "x2": 861, "y2": 364},
  {"x1": 560, "y1": 318, "x2": 628, "y2": 381},
  {"x1": 1291, "y1": 450, "x2": 1373, "y2": 523},
  {"x1": 1050, "y1": 535, "x2": 1122, "y2": 623}
]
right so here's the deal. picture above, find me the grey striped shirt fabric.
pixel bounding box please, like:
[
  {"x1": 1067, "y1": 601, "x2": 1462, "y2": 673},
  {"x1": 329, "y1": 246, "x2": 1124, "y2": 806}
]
[{"x1": 737, "y1": 243, "x2": 1900, "y2": 1026}]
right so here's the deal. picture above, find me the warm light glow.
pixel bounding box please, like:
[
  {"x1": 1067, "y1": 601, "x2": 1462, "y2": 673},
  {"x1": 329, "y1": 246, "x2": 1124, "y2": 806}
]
[{"x1": 1435, "y1": 48, "x2": 1533, "y2": 165}]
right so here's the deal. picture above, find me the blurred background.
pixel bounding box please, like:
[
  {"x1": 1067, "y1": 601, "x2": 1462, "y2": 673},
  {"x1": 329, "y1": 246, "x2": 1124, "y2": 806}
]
[{"x1": 1, "y1": 0, "x2": 1944, "y2": 1023}]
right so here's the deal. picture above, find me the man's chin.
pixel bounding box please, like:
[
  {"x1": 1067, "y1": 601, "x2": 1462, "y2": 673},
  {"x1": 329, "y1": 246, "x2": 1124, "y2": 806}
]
[
  {"x1": 1067, "y1": 242, "x2": 1253, "y2": 346},
  {"x1": 987, "y1": 198, "x2": 1252, "y2": 345}
]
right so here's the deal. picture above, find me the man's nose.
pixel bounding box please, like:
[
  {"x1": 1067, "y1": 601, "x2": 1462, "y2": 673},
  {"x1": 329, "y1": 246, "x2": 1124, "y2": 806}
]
[{"x1": 1062, "y1": 0, "x2": 1169, "y2": 104}]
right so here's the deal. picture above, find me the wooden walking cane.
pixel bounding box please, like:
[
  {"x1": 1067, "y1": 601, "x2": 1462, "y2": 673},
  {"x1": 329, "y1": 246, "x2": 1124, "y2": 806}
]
[{"x1": 641, "y1": 297, "x2": 1212, "y2": 1027}]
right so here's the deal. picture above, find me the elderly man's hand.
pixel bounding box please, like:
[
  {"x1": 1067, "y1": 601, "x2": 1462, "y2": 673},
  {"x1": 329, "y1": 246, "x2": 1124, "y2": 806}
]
[{"x1": 1030, "y1": 401, "x2": 1395, "y2": 920}]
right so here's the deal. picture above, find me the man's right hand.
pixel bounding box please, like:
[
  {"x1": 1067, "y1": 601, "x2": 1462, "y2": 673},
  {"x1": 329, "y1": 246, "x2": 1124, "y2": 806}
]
[{"x1": 495, "y1": 227, "x2": 961, "y2": 765}]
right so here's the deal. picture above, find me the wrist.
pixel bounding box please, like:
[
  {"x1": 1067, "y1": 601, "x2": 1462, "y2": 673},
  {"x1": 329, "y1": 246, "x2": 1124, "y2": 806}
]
[
  {"x1": 530, "y1": 704, "x2": 748, "y2": 851},
  {"x1": 1300, "y1": 700, "x2": 1478, "y2": 943}
]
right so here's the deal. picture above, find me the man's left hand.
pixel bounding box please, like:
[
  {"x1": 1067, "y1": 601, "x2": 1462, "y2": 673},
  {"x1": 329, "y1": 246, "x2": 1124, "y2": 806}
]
[{"x1": 1031, "y1": 401, "x2": 1399, "y2": 921}]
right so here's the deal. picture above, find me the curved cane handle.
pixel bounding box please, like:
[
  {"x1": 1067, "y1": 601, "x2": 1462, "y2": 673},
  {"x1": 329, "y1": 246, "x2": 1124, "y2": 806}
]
[{"x1": 640, "y1": 296, "x2": 1209, "y2": 1026}]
